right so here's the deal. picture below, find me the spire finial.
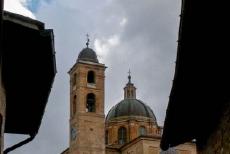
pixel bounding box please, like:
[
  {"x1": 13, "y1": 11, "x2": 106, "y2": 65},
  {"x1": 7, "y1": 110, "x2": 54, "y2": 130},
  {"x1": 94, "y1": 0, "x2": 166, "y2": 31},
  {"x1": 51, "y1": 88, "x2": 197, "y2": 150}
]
[
  {"x1": 124, "y1": 69, "x2": 136, "y2": 99},
  {"x1": 128, "y1": 69, "x2": 131, "y2": 83},
  {"x1": 86, "y1": 34, "x2": 90, "y2": 48}
]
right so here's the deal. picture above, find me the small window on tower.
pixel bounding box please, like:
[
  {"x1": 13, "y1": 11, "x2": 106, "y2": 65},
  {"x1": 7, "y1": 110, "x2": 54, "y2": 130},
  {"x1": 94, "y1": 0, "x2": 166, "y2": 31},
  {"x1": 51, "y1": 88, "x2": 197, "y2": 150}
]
[
  {"x1": 131, "y1": 90, "x2": 133, "y2": 97},
  {"x1": 73, "y1": 95, "x2": 77, "y2": 116},
  {"x1": 87, "y1": 71, "x2": 95, "y2": 84},
  {"x1": 86, "y1": 93, "x2": 96, "y2": 112},
  {"x1": 105, "y1": 130, "x2": 109, "y2": 144}
]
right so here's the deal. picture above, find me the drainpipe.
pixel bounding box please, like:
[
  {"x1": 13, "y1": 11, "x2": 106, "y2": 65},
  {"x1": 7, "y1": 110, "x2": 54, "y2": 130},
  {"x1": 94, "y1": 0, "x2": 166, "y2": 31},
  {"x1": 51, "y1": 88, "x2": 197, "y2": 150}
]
[{"x1": 4, "y1": 134, "x2": 35, "y2": 154}]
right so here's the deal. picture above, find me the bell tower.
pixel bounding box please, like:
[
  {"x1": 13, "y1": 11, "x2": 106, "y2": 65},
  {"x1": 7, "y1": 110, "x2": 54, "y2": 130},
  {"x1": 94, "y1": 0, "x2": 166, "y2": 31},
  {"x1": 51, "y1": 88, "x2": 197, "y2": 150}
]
[{"x1": 68, "y1": 37, "x2": 106, "y2": 154}]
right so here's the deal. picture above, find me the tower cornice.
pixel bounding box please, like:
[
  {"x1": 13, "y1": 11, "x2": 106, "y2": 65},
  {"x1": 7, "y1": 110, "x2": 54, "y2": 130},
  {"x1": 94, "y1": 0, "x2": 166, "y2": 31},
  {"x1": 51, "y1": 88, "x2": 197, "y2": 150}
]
[{"x1": 68, "y1": 60, "x2": 106, "y2": 74}]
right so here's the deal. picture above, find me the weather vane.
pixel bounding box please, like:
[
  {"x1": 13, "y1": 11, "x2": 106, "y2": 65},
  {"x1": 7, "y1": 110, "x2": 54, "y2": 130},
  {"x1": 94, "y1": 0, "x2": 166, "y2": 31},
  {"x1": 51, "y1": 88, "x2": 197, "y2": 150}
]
[{"x1": 86, "y1": 34, "x2": 90, "y2": 48}]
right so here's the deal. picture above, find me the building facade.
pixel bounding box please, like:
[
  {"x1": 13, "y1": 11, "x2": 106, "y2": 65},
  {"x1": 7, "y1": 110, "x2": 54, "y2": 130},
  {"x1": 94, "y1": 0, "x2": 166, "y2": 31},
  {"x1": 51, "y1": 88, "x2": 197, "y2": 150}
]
[
  {"x1": 0, "y1": 11, "x2": 56, "y2": 154},
  {"x1": 160, "y1": 1, "x2": 230, "y2": 153},
  {"x1": 61, "y1": 44, "x2": 196, "y2": 154}
]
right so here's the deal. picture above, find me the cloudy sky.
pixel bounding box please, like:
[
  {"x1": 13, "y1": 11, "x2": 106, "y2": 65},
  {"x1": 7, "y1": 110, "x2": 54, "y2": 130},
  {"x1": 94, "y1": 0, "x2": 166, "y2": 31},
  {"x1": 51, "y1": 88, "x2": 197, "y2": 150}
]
[{"x1": 4, "y1": 0, "x2": 181, "y2": 153}]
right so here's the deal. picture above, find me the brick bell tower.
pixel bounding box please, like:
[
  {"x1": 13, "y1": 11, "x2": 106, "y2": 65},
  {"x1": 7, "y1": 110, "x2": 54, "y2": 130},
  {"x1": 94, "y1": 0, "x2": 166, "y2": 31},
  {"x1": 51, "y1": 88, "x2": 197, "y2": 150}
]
[{"x1": 68, "y1": 36, "x2": 106, "y2": 154}]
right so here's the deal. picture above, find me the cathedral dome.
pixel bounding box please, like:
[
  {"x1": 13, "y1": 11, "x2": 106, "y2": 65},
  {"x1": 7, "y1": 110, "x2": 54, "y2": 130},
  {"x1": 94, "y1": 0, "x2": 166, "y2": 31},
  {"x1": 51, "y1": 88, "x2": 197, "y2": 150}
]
[
  {"x1": 77, "y1": 47, "x2": 99, "y2": 63},
  {"x1": 106, "y1": 98, "x2": 157, "y2": 122},
  {"x1": 106, "y1": 73, "x2": 157, "y2": 123}
]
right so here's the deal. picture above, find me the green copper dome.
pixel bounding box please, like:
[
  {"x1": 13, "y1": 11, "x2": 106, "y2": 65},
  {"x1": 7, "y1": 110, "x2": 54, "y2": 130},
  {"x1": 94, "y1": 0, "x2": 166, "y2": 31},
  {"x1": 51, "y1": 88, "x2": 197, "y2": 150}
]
[{"x1": 106, "y1": 98, "x2": 156, "y2": 122}]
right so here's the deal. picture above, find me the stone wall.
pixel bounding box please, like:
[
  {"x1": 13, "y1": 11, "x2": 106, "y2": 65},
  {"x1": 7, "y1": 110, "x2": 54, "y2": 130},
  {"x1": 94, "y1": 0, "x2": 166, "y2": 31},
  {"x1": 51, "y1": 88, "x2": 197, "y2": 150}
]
[
  {"x1": 175, "y1": 143, "x2": 197, "y2": 154},
  {"x1": 106, "y1": 148, "x2": 120, "y2": 154},
  {"x1": 121, "y1": 138, "x2": 145, "y2": 154},
  {"x1": 198, "y1": 102, "x2": 230, "y2": 154},
  {"x1": 119, "y1": 137, "x2": 196, "y2": 154}
]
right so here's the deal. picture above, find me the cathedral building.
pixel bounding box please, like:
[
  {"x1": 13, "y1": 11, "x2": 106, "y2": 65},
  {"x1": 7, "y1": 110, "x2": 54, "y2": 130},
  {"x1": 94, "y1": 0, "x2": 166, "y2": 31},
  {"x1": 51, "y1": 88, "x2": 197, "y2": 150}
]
[{"x1": 61, "y1": 42, "x2": 196, "y2": 154}]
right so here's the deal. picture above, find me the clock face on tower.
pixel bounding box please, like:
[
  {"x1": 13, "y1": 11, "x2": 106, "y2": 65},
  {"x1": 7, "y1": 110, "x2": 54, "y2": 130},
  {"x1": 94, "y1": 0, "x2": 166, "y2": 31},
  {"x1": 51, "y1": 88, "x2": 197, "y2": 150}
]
[{"x1": 71, "y1": 127, "x2": 77, "y2": 141}]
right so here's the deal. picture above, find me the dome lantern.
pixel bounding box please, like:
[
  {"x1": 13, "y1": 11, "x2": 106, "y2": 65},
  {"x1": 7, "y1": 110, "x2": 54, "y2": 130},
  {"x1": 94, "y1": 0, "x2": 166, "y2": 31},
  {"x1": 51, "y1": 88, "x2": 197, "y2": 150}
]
[
  {"x1": 106, "y1": 72, "x2": 157, "y2": 124},
  {"x1": 124, "y1": 70, "x2": 136, "y2": 99}
]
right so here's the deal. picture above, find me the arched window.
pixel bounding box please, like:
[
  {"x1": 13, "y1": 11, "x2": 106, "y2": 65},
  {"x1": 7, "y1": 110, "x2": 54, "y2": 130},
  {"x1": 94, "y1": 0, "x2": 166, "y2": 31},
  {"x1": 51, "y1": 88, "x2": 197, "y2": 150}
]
[
  {"x1": 131, "y1": 90, "x2": 133, "y2": 97},
  {"x1": 73, "y1": 95, "x2": 77, "y2": 115},
  {"x1": 118, "y1": 127, "x2": 127, "y2": 144},
  {"x1": 127, "y1": 90, "x2": 130, "y2": 98},
  {"x1": 139, "y1": 126, "x2": 146, "y2": 136},
  {"x1": 86, "y1": 93, "x2": 95, "y2": 112},
  {"x1": 105, "y1": 130, "x2": 109, "y2": 144},
  {"x1": 87, "y1": 71, "x2": 95, "y2": 84}
]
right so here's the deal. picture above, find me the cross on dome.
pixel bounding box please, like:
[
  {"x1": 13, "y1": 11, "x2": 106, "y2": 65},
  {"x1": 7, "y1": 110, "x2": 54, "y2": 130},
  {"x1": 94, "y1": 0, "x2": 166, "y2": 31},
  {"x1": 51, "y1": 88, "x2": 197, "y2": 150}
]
[
  {"x1": 128, "y1": 69, "x2": 131, "y2": 83},
  {"x1": 86, "y1": 34, "x2": 90, "y2": 48}
]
